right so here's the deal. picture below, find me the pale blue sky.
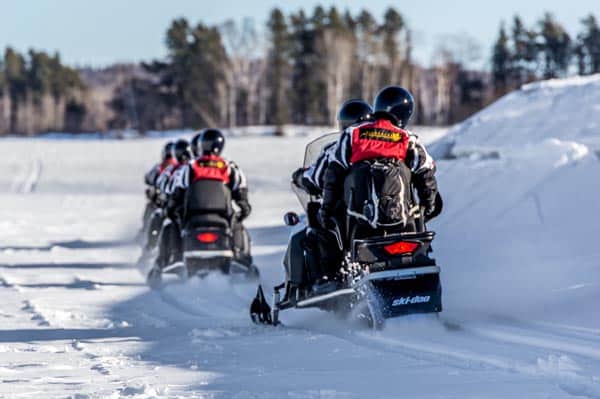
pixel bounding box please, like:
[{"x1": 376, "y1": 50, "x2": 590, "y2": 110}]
[{"x1": 1, "y1": 0, "x2": 599, "y2": 68}]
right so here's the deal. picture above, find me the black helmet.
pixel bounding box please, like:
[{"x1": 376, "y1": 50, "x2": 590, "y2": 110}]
[
  {"x1": 161, "y1": 141, "x2": 175, "y2": 162},
  {"x1": 190, "y1": 131, "x2": 202, "y2": 157},
  {"x1": 200, "y1": 129, "x2": 225, "y2": 155},
  {"x1": 173, "y1": 139, "x2": 192, "y2": 163},
  {"x1": 337, "y1": 99, "x2": 373, "y2": 129},
  {"x1": 373, "y1": 86, "x2": 415, "y2": 128}
]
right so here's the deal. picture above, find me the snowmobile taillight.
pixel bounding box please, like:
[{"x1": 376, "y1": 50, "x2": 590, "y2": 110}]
[
  {"x1": 196, "y1": 232, "x2": 219, "y2": 243},
  {"x1": 383, "y1": 241, "x2": 419, "y2": 256}
]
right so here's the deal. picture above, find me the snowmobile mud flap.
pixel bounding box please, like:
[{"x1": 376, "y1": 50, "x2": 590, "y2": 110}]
[{"x1": 363, "y1": 266, "x2": 442, "y2": 318}]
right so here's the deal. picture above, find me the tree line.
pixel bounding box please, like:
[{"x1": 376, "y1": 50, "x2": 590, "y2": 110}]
[
  {"x1": 492, "y1": 13, "x2": 600, "y2": 95},
  {"x1": 0, "y1": 48, "x2": 86, "y2": 135},
  {"x1": 109, "y1": 6, "x2": 490, "y2": 134},
  {"x1": 1, "y1": 8, "x2": 599, "y2": 135}
]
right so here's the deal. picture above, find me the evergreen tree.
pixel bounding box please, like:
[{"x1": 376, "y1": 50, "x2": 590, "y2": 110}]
[
  {"x1": 538, "y1": 13, "x2": 571, "y2": 79},
  {"x1": 266, "y1": 8, "x2": 291, "y2": 134},
  {"x1": 491, "y1": 23, "x2": 511, "y2": 95},
  {"x1": 380, "y1": 8, "x2": 405, "y2": 84},
  {"x1": 579, "y1": 14, "x2": 600, "y2": 74},
  {"x1": 4, "y1": 48, "x2": 27, "y2": 134},
  {"x1": 289, "y1": 10, "x2": 317, "y2": 124},
  {"x1": 510, "y1": 15, "x2": 538, "y2": 86}
]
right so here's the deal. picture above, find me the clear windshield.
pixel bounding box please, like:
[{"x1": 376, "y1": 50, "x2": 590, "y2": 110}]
[
  {"x1": 293, "y1": 132, "x2": 340, "y2": 211},
  {"x1": 303, "y1": 132, "x2": 340, "y2": 168}
]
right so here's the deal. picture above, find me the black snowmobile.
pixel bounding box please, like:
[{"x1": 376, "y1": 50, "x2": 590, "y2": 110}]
[
  {"x1": 251, "y1": 133, "x2": 442, "y2": 328},
  {"x1": 147, "y1": 179, "x2": 258, "y2": 285}
]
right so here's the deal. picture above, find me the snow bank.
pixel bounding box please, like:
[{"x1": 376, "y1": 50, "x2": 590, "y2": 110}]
[
  {"x1": 431, "y1": 74, "x2": 600, "y2": 326},
  {"x1": 433, "y1": 73, "x2": 600, "y2": 160}
]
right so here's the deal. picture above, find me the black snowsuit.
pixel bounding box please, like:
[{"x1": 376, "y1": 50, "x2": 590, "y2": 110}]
[{"x1": 163, "y1": 157, "x2": 253, "y2": 267}]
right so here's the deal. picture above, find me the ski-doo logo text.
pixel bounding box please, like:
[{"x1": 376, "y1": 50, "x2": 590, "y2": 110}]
[
  {"x1": 391, "y1": 295, "x2": 431, "y2": 306},
  {"x1": 359, "y1": 128, "x2": 403, "y2": 143}
]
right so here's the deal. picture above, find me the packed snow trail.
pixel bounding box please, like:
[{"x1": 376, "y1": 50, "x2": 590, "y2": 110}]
[{"x1": 1, "y1": 91, "x2": 600, "y2": 398}]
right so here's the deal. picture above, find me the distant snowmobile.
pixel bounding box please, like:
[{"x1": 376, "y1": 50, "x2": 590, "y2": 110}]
[
  {"x1": 251, "y1": 133, "x2": 443, "y2": 328},
  {"x1": 147, "y1": 131, "x2": 259, "y2": 286}
]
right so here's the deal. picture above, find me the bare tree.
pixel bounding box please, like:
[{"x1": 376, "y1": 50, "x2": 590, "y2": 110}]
[{"x1": 220, "y1": 18, "x2": 267, "y2": 127}]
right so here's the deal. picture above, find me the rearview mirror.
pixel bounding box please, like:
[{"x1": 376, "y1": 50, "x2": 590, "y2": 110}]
[{"x1": 283, "y1": 212, "x2": 300, "y2": 226}]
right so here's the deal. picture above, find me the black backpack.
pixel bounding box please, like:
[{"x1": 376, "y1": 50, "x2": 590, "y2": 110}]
[{"x1": 344, "y1": 159, "x2": 413, "y2": 229}]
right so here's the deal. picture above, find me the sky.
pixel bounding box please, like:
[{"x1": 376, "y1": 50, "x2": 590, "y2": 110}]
[{"x1": 1, "y1": 0, "x2": 599, "y2": 69}]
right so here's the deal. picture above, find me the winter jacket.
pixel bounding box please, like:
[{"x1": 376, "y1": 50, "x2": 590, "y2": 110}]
[
  {"x1": 322, "y1": 115, "x2": 438, "y2": 216},
  {"x1": 169, "y1": 156, "x2": 251, "y2": 220}
]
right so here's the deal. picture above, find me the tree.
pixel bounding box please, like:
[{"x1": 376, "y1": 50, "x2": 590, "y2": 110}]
[
  {"x1": 380, "y1": 8, "x2": 405, "y2": 84},
  {"x1": 321, "y1": 6, "x2": 355, "y2": 125},
  {"x1": 355, "y1": 10, "x2": 380, "y2": 101},
  {"x1": 265, "y1": 8, "x2": 291, "y2": 134},
  {"x1": 578, "y1": 14, "x2": 600, "y2": 74},
  {"x1": 538, "y1": 13, "x2": 571, "y2": 79},
  {"x1": 510, "y1": 15, "x2": 538, "y2": 86},
  {"x1": 4, "y1": 48, "x2": 27, "y2": 134},
  {"x1": 491, "y1": 23, "x2": 511, "y2": 96}
]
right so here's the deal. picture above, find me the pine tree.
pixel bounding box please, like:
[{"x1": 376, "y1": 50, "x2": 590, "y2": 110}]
[
  {"x1": 579, "y1": 14, "x2": 600, "y2": 74},
  {"x1": 4, "y1": 48, "x2": 27, "y2": 134},
  {"x1": 538, "y1": 13, "x2": 571, "y2": 79},
  {"x1": 510, "y1": 15, "x2": 538, "y2": 86},
  {"x1": 380, "y1": 8, "x2": 405, "y2": 84},
  {"x1": 491, "y1": 23, "x2": 511, "y2": 96},
  {"x1": 266, "y1": 8, "x2": 291, "y2": 134}
]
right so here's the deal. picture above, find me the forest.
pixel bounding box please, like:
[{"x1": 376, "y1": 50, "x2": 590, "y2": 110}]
[{"x1": 0, "y1": 7, "x2": 599, "y2": 135}]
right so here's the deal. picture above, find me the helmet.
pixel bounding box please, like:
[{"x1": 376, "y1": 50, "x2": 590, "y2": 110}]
[
  {"x1": 373, "y1": 86, "x2": 415, "y2": 128},
  {"x1": 337, "y1": 99, "x2": 373, "y2": 129},
  {"x1": 200, "y1": 129, "x2": 225, "y2": 155},
  {"x1": 173, "y1": 139, "x2": 192, "y2": 163},
  {"x1": 161, "y1": 141, "x2": 175, "y2": 162},
  {"x1": 190, "y1": 131, "x2": 202, "y2": 157}
]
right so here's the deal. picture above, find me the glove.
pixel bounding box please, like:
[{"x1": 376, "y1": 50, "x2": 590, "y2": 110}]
[
  {"x1": 423, "y1": 192, "x2": 443, "y2": 222},
  {"x1": 291, "y1": 167, "x2": 306, "y2": 189},
  {"x1": 238, "y1": 202, "x2": 252, "y2": 221}
]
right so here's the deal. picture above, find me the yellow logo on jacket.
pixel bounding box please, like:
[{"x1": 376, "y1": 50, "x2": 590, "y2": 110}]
[{"x1": 359, "y1": 129, "x2": 403, "y2": 143}]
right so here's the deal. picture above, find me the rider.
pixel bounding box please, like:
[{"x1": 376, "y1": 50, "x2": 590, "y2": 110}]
[
  {"x1": 319, "y1": 86, "x2": 441, "y2": 273},
  {"x1": 292, "y1": 99, "x2": 374, "y2": 197},
  {"x1": 154, "y1": 139, "x2": 193, "y2": 270},
  {"x1": 287, "y1": 99, "x2": 374, "y2": 291},
  {"x1": 190, "y1": 131, "x2": 203, "y2": 158},
  {"x1": 140, "y1": 141, "x2": 176, "y2": 240},
  {"x1": 169, "y1": 129, "x2": 254, "y2": 267}
]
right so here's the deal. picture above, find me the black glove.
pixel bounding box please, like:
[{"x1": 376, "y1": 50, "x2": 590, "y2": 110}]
[
  {"x1": 238, "y1": 202, "x2": 252, "y2": 221},
  {"x1": 291, "y1": 167, "x2": 306, "y2": 188},
  {"x1": 424, "y1": 192, "x2": 443, "y2": 222}
]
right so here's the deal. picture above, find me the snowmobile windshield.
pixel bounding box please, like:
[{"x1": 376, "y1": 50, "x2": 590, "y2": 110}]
[
  {"x1": 303, "y1": 132, "x2": 340, "y2": 168},
  {"x1": 292, "y1": 132, "x2": 340, "y2": 211}
]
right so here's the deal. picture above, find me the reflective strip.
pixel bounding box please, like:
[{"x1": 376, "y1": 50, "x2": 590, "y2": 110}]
[
  {"x1": 184, "y1": 250, "x2": 234, "y2": 258},
  {"x1": 365, "y1": 266, "x2": 440, "y2": 281},
  {"x1": 296, "y1": 288, "x2": 355, "y2": 308}
]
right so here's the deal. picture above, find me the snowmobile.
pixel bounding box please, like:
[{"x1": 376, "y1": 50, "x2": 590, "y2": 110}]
[
  {"x1": 251, "y1": 133, "x2": 442, "y2": 328},
  {"x1": 147, "y1": 180, "x2": 259, "y2": 286}
]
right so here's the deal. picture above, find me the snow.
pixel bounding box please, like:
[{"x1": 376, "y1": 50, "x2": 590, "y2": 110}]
[{"x1": 1, "y1": 76, "x2": 600, "y2": 398}]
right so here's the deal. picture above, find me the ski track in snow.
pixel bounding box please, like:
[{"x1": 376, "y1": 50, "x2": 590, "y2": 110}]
[{"x1": 1, "y1": 113, "x2": 600, "y2": 398}]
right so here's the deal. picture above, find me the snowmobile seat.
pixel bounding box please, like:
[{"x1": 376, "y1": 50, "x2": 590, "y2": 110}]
[{"x1": 184, "y1": 213, "x2": 230, "y2": 229}]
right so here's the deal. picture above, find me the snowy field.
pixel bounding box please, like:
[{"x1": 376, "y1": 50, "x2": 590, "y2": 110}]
[{"x1": 1, "y1": 76, "x2": 600, "y2": 398}]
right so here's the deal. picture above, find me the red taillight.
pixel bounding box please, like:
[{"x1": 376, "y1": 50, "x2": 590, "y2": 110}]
[
  {"x1": 383, "y1": 241, "x2": 419, "y2": 255},
  {"x1": 196, "y1": 232, "x2": 219, "y2": 243}
]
